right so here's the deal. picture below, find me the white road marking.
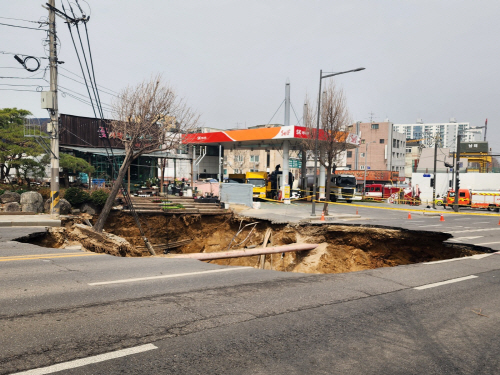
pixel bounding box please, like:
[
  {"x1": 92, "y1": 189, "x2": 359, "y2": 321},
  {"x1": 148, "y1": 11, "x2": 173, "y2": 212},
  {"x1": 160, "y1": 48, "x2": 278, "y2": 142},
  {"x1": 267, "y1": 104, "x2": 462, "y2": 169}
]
[
  {"x1": 12, "y1": 344, "x2": 158, "y2": 375},
  {"x1": 417, "y1": 224, "x2": 443, "y2": 227},
  {"x1": 447, "y1": 228, "x2": 500, "y2": 234},
  {"x1": 447, "y1": 236, "x2": 483, "y2": 243},
  {"x1": 89, "y1": 267, "x2": 253, "y2": 286},
  {"x1": 475, "y1": 241, "x2": 500, "y2": 246},
  {"x1": 414, "y1": 275, "x2": 478, "y2": 290},
  {"x1": 424, "y1": 254, "x2": 493, "y2": 264}
]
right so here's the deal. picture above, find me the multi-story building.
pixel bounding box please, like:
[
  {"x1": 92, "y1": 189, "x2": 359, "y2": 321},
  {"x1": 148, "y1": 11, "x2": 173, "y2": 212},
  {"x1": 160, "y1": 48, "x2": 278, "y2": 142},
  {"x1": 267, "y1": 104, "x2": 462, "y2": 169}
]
[
  {"x1": 404, "y1": 139, "x2": 423, "y2": 179},
  {"x1": 345, "y1": 122, "x2": 406, "y2": 176},
  {"x1": 393, "y1": 119, "x2": 482, "y2": 152}
]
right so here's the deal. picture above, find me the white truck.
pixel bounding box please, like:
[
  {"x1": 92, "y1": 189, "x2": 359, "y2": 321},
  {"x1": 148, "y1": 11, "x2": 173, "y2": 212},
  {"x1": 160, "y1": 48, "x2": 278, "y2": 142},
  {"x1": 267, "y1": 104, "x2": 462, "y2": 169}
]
[{"x1": 306, "y1": 173, "x2": 361, "y2": 203}]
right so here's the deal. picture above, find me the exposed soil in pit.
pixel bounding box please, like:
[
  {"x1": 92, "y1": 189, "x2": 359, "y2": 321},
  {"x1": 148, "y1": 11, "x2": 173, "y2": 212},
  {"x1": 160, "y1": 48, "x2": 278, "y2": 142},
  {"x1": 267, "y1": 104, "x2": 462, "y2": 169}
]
[{"x1": 23, "y1": 212, "x2": 483, "y2": 274}]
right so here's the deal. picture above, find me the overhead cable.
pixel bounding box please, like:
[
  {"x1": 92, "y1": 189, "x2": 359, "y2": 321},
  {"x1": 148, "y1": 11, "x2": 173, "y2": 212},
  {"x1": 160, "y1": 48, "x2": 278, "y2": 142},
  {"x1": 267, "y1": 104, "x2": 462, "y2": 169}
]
[{"x1": 0, "y1": 21, "x2": 47, "y2": 31}]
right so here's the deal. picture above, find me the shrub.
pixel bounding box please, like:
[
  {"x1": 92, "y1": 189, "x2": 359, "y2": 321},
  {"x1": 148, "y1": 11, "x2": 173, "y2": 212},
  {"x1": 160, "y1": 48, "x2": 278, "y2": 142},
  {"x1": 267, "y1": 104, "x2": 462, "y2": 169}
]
[
  {"x1": 64, "y1": 187, "x2": 90, "y2": 206},
  {"x1": 15, "y1": 189, "x2": 28, "y2": 195},
  {"x1": 38, "y1": 188, "x2": 51, "y2": 200},
  {"x1": 0, "y1": 189, "x2": 4, "y2": 196},
  {"x1": 90, "y1": 188, "x2": 110, "y2": 207}
]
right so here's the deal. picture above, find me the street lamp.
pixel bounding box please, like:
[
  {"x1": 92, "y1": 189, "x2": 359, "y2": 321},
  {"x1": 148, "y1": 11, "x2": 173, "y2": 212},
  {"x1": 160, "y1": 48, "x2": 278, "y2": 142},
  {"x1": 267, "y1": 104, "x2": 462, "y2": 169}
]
[{"x1": 311, "y1": 67, "x2": 365, "y2": 216}]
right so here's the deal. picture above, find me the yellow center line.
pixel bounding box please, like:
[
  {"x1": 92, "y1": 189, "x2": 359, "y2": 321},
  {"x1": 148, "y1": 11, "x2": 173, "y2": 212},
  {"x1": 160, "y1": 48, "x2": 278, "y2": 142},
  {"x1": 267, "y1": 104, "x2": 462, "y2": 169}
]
[
  {"x1": 0, "y1": 253, "x2": 100, "y2": 262},
  {"x1": 1, "y1": 252, "x2": 89, "y2": 259},
  {"x1": 313, "y1": 200, "x2": 500, "y2": 217}
]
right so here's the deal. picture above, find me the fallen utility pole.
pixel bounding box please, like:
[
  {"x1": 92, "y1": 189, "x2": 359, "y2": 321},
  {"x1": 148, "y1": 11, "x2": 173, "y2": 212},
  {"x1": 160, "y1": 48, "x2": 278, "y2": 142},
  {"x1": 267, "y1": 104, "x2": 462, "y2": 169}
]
[{"x1": 166, "y1": 243, "x2": 318, "y2": 261}]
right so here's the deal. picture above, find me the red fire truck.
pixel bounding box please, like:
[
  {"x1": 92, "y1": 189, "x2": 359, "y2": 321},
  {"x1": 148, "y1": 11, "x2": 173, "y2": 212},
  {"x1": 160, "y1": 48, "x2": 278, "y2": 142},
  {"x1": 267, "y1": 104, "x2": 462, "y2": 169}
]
[{"x1": 364, "y1": 184, "x2": 420, "y2": 205}]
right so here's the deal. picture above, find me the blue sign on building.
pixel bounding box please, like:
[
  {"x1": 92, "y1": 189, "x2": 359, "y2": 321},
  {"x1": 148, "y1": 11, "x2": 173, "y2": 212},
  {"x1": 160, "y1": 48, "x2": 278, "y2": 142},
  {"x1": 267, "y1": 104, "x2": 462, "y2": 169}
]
[{"x1": 423, "y1": 174, "x2": 431, "y2": 177}]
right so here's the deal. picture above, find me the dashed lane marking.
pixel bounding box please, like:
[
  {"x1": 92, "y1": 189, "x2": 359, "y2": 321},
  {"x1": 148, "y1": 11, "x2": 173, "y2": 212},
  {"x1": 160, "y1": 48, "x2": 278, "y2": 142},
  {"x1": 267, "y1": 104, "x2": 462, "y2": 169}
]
[
  {"x1": 447, "y1": 236, "x2": 484, "y2": 242},
  {"x1": 424, "y1": 254, "x2": 493, "y2": 264},
  {"x1": 414, "y1": 275, "x2": 478, "y2": 290},
  {"x1": 475, "y1": 241, "x2": 500, "y2": 246},
  {"x1": 89, "y1": 267, "x2": 253, "y2": 286},
  {"x1": 12, "y1": 344, "x2": 158, "y2": 375},
  {"x1": 447, "y1": 228, "x2": 500, "y2": 234}
]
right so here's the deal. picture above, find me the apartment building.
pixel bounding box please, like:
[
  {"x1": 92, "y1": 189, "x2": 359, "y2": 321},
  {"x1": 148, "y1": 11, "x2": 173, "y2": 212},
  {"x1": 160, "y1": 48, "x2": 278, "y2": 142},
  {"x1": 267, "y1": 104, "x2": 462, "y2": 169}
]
[
  {"x1": 393, "y1": 119, "x2": 482, "y2": 152},
  {"x1": 345, "y1": 122, "x2": 406, "y2": 176}
]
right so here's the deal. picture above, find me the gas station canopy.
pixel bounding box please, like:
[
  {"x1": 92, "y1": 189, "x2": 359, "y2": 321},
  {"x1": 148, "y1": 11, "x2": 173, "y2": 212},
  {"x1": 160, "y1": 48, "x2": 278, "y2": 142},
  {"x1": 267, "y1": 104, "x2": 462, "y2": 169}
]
[{"x1": 182, "y1": 125, "x2": 361, "y2": 150}]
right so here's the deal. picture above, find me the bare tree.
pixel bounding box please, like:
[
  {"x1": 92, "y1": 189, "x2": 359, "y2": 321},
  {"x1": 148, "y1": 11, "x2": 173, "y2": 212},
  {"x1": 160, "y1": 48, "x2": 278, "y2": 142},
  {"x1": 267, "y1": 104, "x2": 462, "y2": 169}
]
[
  {"x1": 225, "y1": 149, "x2": 246, "y2": 174},
  {"x1": 303, "y1": 82, "x2": 352, "y2": 215},
  {"x1": 93, "y1": 75, "x2": 199, "y2": 233}
]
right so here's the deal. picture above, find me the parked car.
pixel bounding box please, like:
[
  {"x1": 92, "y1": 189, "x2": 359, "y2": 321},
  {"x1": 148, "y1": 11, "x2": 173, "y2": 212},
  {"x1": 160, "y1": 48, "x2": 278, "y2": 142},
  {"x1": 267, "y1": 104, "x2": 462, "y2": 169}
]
[{"x1": 435, "y1": 196, "x2": 446, "y2": 206}]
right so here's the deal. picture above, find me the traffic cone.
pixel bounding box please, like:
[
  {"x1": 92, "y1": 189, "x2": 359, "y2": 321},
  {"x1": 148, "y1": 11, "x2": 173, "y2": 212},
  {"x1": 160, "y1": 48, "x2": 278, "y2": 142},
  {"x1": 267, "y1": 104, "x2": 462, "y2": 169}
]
[
  {"x1": 440, "y1": 213, "x2": 445, "y2": 222},
  {"x1": 408, "y1": 212, "x2": 412, "y2": 220},
  {"x1": 320, "y1": 211, "x2": 325, "y2": 221}
]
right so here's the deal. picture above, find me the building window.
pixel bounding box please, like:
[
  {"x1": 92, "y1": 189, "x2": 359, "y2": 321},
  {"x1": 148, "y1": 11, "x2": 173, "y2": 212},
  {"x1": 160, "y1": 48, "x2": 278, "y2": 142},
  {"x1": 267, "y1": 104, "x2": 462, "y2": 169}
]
[
  {"x1": 379, "y1": 139, "x2": 384, "y2": 144},
  {"x1": 347, "y1": 151, "x2": 352, "y2": 158},
  {"x1": 250, "y1": 155, "x2": 259, "y2": 162},
  {"x1": 361, "y1": 139, "x2": 365, "y2": 144},
  {"x1": 371, "y1": 124, "x2": 379, "y2": 129},
  {"x1": 223, "y1": 169, "x2": 227, "y2": 175},
  {"x1": 234, "y1": 155, "x2": 244, "y2": 162},
  {"x1": 346, "y1": 164, "x2": 352, "y2": 169},
  {"x1": 360, "y1": 152, "x2": 365, "y2": 158},
  {"x1": 360, "y1": 165, "x2": 365, "y2": 170}
]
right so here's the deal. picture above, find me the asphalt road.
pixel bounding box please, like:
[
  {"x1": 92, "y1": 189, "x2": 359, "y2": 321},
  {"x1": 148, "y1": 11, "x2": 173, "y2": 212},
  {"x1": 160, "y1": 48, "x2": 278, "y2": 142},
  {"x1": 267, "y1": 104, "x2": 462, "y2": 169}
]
[{"x1": 2, "y1": 205, "x2": 500, "y2": 374}]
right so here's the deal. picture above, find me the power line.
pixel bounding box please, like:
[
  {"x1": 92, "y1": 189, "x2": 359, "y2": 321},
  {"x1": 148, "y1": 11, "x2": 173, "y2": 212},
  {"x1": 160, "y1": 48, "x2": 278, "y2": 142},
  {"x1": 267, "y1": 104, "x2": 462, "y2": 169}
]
[
  {"x1": 0, "y1": 50, "x2": 48, "y2": 59},
  {"x1": 0, "y1": 76, "x2": 45, "y2": 79},
  {"x1": 0, "y1": 88, "x2": 39, "y2": 92},
  {"x1": 58, "y1": 72, "x2": 119, "y2": 97},
  {"x1": 0, "y1": 83, "x2": 47, "y2": 87},
  {"x1": 0, "y1": 16, "x2": 47, "y2": 24},
  {"x1": 59, "y1": 67, "x2": 119, "y2": 94},
  {"x1": 0, "y1": 21, "x2": 47, "y2": 31}
]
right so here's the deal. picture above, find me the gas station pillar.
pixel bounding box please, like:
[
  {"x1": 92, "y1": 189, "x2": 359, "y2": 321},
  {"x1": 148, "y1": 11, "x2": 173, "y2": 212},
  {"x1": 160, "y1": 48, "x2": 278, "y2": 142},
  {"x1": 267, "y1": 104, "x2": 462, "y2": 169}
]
[{"x1": 282, "y1": 140, "x2": 290, "y2": 204}]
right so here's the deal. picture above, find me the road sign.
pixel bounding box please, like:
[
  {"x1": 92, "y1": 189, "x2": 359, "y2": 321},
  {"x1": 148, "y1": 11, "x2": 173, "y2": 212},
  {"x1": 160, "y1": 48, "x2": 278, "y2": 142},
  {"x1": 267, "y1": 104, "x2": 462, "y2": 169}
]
[
  {"x1": 289, "y1": 159, "x2": 302, "y2": 168},
  {"x1": 423, "y1": 174, "x2": 431, "y2": 177}
]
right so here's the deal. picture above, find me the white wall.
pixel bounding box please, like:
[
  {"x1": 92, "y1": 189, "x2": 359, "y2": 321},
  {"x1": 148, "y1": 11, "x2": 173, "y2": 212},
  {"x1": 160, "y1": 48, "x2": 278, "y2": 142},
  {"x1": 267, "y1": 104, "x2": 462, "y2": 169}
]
[{"x1": 412, "y1": 173, "x2": 500, "y2": 204}]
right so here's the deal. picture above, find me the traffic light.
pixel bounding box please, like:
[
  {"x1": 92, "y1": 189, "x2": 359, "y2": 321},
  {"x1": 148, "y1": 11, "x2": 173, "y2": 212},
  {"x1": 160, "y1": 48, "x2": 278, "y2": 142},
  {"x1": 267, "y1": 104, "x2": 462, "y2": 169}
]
[
  {"x1": 456, "y1": 174, "x2": 460, "y2": 191},
  {"x1": 430, "y1": 178, "x2": 434, "y2": 187}
]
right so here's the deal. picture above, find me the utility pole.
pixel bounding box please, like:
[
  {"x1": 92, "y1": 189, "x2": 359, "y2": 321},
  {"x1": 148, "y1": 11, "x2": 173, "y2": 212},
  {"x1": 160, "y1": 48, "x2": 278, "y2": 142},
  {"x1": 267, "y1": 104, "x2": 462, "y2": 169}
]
[
  {"x1": 432, "y1": 136, "x2": 438, "y2": 209},
  {"x1": 48, "y1": 0, "x2": 60, "y2": 218},
  {"x1": 453, "y1": 134, "x2": 461, "y2": 212}
]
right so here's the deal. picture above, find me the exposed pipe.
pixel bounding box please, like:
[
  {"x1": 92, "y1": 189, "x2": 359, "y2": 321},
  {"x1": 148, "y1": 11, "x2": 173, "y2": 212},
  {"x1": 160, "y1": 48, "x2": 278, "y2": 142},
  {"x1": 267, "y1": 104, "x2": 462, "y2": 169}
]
[{"x1": 165, "y1": 243, "x2": 318, "y2": 260}]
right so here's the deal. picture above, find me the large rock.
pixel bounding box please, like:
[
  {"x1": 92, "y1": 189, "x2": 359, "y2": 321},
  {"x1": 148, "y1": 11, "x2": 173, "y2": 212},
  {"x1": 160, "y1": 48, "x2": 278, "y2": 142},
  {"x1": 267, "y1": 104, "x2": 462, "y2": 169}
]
[
  {"x1": 0, "y1": 191, "x2": 21, "y2": 204},
  {"x1": 80, "y1": 202, "x2": 100, "y2": 215},
  {"x1": 44, "y1": 198, "x2": 72, "y2": 215},
  {"x1": 4, "y1": 202, "x2": 21, "y2": 212},
  {"x1": 20, "y1": 191, "x2": 44, "y2": 213}
]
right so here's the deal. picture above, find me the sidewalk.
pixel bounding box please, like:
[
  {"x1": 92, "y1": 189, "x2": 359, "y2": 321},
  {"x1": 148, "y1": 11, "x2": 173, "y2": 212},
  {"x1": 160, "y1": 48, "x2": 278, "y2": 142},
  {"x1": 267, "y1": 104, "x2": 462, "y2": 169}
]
[{"x1": 0, "y1": 214, "x2": 61, "y2": 227}]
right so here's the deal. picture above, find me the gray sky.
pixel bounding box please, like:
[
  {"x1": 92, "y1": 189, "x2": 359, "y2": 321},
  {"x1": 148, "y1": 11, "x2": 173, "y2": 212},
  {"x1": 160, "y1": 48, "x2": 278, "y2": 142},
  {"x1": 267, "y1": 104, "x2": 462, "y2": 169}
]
[{"x1": 1, "y1": 1, "x2": 499, "y2": 151}]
